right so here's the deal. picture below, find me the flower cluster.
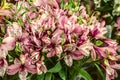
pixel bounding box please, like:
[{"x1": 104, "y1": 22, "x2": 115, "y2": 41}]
[{"x1": 0, "y1": 0, "x2": 120, "y2": 80}]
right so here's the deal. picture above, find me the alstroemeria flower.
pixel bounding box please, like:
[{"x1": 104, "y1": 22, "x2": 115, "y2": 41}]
[
  {"x1": 7, "y1": 22, "x2": 22, "y2": 39},
  {"x1": 7, "y1": 54, "x2": 36, "y2": 80},
  {"x1": 58, "y1": 14, "x2": 79, "y2": 43},
  {"x1": 42, "y1": 36, "x2": 62, "y2": 58},
  {"x1": 94, "y1": 46, "x2": 107, "y2": 58},
  {"x1": 63, "y1": 43, "x2": 83, "y2": 60},
  {"x1": 106, "y1": 66, "x2": 118, "y2": 80},
  {"x1": 95, "y1": 45, "x2": 118, "y2": 60},
  {"x1": 78, "y1": 40, "x2": 93, "y2": 56},
  {"x1": 102, "y1": 60, "x2": 120, "y2": 80}
]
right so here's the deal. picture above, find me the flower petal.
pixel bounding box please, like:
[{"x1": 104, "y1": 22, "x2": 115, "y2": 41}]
[
  {"x1": 25, "y1": 63, "x2": 36, "y2": 74},
  {"x1": 7, "y1": 64, "x2": 21, "y2": 75},
  {"x1": 55, "y1": 45, "x2": 63, "y2": 58},
  {"x1": 70, "y1": 50, "x2": 84, "y2": 60},
  {"x1": 64, "y1": 55, "x2": 73, "y2": 67},
  {"x1": 47, "y1": 49, "x2": 56, "y2": 57},
  {"x1": 0, "y1": 58, "x2": 8, "y2": 77},
  {"x1": 2, "y1": 37, "x2": 16, "y2": 51}
]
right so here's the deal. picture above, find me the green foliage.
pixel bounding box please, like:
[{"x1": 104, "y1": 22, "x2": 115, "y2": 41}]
[
  {"x1": 15, "y1": 42, "x2": 22, "y2": 54},
  {"x1": 36, "y1": 74, "x2": 45, "y2": 80},
  {"x1": 58, "y1": 70, "x2": 66, "y2": 80},
  {"x1": 45, "y1": 73, "x2": 52, "y2": 80},
  {"x1": 95, "y1": 64, "x2": 105, "y2": 80},
  {"x1": 48, "y1": 61, "x2": 62, "y2": 73},
  {"x1": 105, "y1": 25, "x2": 112, "y2": 38},
  {"x1": 78, "y1": 68, "x2": 93, "y2": 80},
  {"x1": 0, "y1": 37, "x2": 3, "y2": 44}
]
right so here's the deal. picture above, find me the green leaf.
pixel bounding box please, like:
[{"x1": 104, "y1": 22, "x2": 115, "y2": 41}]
[
  {"x1": 45, "y1": 73, "x2": 52, "y2": 80},
  {"x1": 8, "y1": 54, "x2": 14, "y2": 62},
  {"x1": 58, "y1": 70, "x2": 66, "y2": 80},
  {"x1": 105, "y1": 25, "x2": 112, "y2": 38},
  {"x1": 60, "y1": 0, "x2": 65, "y2": 9},
  {"x1": 78, "y1": 68, "x2": 93, "y2": 80},
  {"x1": 37, "y1": 74, "x2": 45, "y2": 80},
  {"x1": 48, "y1": 61, "x2": 62, "y2": 73},
  {"x1": 15, "y1": 42, "x2": 22, "y2": 53},
  {"x1": 95, "y1": 64, "x2": 105, "y2": 80},
  {"x1": 0, "y1": 37, "x2": 3, "y2": 44},
  {"x1": 95, "y1": 5, "x2": 113, "y2": 12},
  {"x1": 103, "y1": 0, "x2": 110, "y2": 3}
]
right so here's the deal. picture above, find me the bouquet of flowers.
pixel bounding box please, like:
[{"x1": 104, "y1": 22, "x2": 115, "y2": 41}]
[{"x1": 0, "y1": 0, "x2": 120, "y2": 80}]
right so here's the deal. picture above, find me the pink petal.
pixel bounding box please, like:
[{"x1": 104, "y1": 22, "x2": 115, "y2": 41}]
[
  {"x1": 100, "y1": 21, "x2": 105, "y2": 27},
  {"x1": 52, "y1": 29, "x2": 63, "y2": 38},
  {"x1": 91, "y1": 48, "x2": 96, "y2": 60},
  {"x1": 25, "y1": 63, "x2": 36, "y2": 74},
  {"x1": 55, "y1": 45, "x2": 63, "y2": 58},
  {"x1": 70, "y1": 50, "x2": 84, "y2": 60},
  {"x1": 2, "y1": 37, "x2": 16, "y2": 51},
  {"x1": 111, "y1": 64, "x2": 120, "y2": 69},
  {"x1": 42, "y1": 36, "x2": 51, "y2": 44},
  {"x1": 47, "y1": 49, "x2": 56, "y2": 57},
  {"x1": 117, "y1": 17, "x2": 120, "y2": 27},
  {"x1": 33, "y1": 0, "x2": 45, "y2": 7},
  {"x1": 0, "y1": 45, "x2": 8, "y2": 58},
  {"x1": 7, "y1": 64, "x2": 21, "y2": 75},
  {"x1": 0, "y1": 58, "x2": 8, "y2": 77},
  {"x1": 14, "y1": 58, "x2": 21, "y2": 64},
  {"x1": 0, "y1": 10, "x2": 12, "y2": 17},
  {"x1": 103, "y1": 39, "x2": 118, "y2": 46},
  {"x1": 46, "y1": 0, "x2": 59, "y2": 8},
  {"x1": 94, "y1": 46, "x2": 107, "y2": 58},
  {"x1": 33, "y1": 36, "x2": 41, "y2": 47},
  {"x1": 7, "y1": 22, "x2": 22, "y2": 38},
  {"x1": 72, "y1": 24, "x2": 82, "y2": 33},
  {"x1": 64, "y1": 55, "x2": 73, "y2": 67}
]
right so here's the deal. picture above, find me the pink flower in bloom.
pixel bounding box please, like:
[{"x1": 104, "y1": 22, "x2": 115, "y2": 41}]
[
  {"x1": 42, "y1": 36, "x2": 63, "y2": 58},
  {"x1": 7, "y1": 54, "x2": 36, "y2": 80},
  {"x1": 102, "y1": 60, "x2": 120, "y2": 80},
  {"x1": 7, "y1": 22, "x2": 22, "y2": 39}
]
